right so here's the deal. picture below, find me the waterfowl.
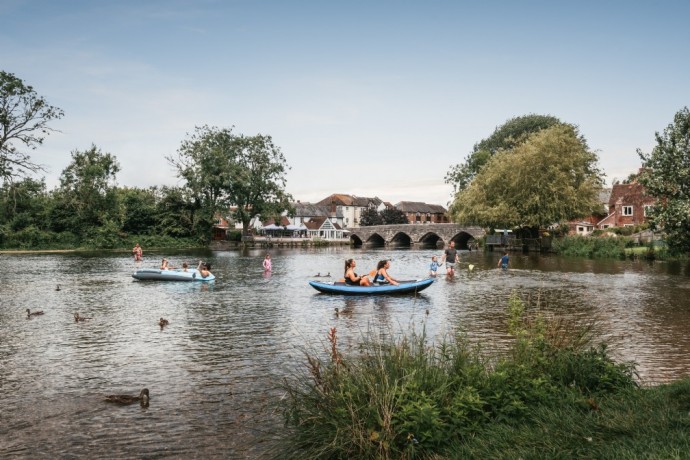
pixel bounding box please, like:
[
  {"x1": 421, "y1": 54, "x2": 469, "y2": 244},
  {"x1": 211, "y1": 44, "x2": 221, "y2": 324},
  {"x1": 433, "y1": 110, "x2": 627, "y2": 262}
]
[
  {"x1": 159, "y1": 318, "x2": 169, "y2": 327},
  {"x1": 26, "y1": 308, "x2": 44, "y2": 318},
  {"x1": 74, "y1": 313, "x2": 92, "y2": 322},
  {"x1": 105, "y1": 388, "x2": 150, "y2": 406},
  {"x1": 334, "y1": 307, "x2": 339, "y2": 317},
  {"x1": 55, "y1": 285, "x2": 61, "y2": 291}
]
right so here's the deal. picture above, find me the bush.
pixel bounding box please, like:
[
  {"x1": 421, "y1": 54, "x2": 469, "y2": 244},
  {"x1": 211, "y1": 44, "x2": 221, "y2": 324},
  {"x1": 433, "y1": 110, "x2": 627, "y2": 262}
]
[
  {"x1": 552, "y1": 235, "x2": 628, "y2": 258},
  {"x1": 276, "y1": 292, "x2": 638, "y2": 459}
]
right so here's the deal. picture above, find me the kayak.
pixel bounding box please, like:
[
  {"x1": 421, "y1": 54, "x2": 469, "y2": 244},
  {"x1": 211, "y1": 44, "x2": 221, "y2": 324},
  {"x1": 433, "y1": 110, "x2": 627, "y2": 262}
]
[
  {"x1": 132, "y1": 268, "x2": 215, "y2": 282},
  {"x1": 309, "y1": 278, "x2": 434, "y2": 295}
]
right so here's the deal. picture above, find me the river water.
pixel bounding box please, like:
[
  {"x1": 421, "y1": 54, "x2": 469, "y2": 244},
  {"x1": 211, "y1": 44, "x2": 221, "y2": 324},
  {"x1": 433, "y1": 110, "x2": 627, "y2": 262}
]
[{"x1": 1, "y1": 247, "x2": 689, "y2": 458}]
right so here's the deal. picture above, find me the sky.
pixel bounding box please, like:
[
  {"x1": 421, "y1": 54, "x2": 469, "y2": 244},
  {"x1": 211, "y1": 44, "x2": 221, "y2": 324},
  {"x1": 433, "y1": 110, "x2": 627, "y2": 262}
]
[{"x1": 2, "y1": 0, "x2": 689, "y2": 207}]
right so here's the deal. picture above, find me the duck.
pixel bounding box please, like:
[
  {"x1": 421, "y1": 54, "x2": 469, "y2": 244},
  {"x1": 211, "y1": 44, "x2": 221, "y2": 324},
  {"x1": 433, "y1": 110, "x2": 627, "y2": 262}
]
[
  {"x1": 55, "y1": 285, "x2": 61, "y2": 291},
  {"x1": 334, "y1": 307, "x2": 339, "y2": 317},
  {"x1": 26, "y1": 308, "x2": 44, "y2": 318},
  {"x1": 105, "y1": 388, "x2": 150, "y2": 406},
  {"x1": 74, "y1": 313, "x2": 92, "y2": 322},
  {"x1": 159, "y1": 317, "x2": 169, "y2": 328}
]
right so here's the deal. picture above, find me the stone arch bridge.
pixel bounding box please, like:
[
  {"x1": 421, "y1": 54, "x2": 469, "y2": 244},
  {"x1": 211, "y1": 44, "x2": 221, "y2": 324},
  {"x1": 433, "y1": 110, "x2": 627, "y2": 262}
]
[{"x1": 348, "y1": 223, "x2": 485, "y2": 249}]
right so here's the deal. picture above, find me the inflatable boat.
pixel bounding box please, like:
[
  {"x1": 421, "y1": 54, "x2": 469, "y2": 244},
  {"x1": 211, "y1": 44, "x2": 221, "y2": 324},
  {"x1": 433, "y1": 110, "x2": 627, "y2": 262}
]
[
  {"x1": 309, "y1": 278, "x2": 434, "y2": 295},
  {"x1": 132, "y1": 268, "x2": 215, "y2": 282}
]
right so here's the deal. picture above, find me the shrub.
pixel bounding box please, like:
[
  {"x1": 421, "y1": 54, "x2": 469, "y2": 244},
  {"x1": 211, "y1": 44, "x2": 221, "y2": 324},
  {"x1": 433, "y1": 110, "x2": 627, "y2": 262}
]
[{"x1": 276, "y1": 293, "x2": 638, "y2": 459}]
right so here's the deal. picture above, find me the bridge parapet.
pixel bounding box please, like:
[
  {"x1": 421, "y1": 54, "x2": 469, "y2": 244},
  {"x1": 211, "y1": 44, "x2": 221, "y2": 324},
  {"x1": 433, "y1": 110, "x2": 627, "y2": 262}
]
[{"x1": 348, "y1": 223, "x2": 485, "y2": 248}]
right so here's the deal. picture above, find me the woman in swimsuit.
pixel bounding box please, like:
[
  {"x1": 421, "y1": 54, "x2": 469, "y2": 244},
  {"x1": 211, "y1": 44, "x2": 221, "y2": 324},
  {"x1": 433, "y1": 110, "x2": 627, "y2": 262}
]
[
  {"x1": 344, "y1": 258, "x2": 371, "y2": 286},
  {"x1": 373, "y1": 260, "x2": 399, "y2": 286}
]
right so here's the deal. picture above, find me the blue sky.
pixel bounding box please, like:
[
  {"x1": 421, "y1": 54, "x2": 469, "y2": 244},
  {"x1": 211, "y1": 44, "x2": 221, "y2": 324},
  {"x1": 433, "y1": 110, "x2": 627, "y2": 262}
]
[{"x1": 2, "y1": 0, "x2": 689, "y2": 206}]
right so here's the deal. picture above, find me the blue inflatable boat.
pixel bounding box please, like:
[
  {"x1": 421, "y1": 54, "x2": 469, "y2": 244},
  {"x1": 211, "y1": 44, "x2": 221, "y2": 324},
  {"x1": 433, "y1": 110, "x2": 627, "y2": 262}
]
[
  {"x1": 309, "y1": 278, "x2": 434, "y2": 295},
  {"x1": 132, "y1": 268, "x2": 215, "y2": 282}
]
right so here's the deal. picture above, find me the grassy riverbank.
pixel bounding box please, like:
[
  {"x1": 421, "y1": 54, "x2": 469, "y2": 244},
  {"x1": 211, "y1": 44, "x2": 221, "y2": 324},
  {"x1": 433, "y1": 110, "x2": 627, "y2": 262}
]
[
  {"x1": 273, "y1": 293, "x2": 690, "y2": 459},
  {"x1": 0, "y1": 234, "x2": 203, "y2": 253}
]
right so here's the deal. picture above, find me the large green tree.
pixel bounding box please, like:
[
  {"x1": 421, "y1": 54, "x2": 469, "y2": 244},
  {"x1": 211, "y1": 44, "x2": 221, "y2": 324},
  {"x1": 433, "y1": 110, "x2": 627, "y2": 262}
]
[
  {"x1": 0, "y1": 71, "x2": 64, "y2": 183},
  {"x1": 449, "y1": 124, "x2": 603, "y2": 236},
  {"x1": 445, "y1": 114, "x2": 562, "y2": 193},
  {"x1": 168, "y1": 126, "x2": 293, "y2": 238},
  {"x1": 51, "y1": 145, "x2": 120, "y2": 234},
  {"x1": 638, "y1": 107, "x2": 690, "y2": 253}
]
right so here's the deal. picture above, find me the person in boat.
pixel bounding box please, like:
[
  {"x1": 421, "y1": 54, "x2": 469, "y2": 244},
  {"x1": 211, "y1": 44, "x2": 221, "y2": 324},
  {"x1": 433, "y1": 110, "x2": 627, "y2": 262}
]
[
  {"x1": 373, "y1": 260, "x2": 399, "y2": 286},
  {"x1": 197, "y1": 261, "x2": 212, "y2": 278},
  {"x1": 263, "y1": 253, "x2": 272, "y2": 272},
  {"x1": 181, "y1": 262, "x2": 189, "y2": 272},
  {"x1": 132, "y1": 243, "x2": 143, "y2": 261},
  {"x1": 344, "y1": 258, "x2": 371, "y2": 286},
  {"x1": 160, "y1": 258, "x2": 174, "y2": 270}
]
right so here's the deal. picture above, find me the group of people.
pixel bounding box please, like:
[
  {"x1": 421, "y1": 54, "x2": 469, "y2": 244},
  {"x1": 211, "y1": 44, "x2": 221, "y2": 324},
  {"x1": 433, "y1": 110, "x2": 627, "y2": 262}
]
[
  {"x1": 344, "y1": 258, "x2": 399, "y2": 286},
  {"x1": 159, "y1": 257, "x2": 213, "y2": 278},
  {"x1": 427, "y1": 241, "x2": 510, "y2": 276},
  {"x1": 133, "y1": 243, "x2": 212, "y2": 278}
]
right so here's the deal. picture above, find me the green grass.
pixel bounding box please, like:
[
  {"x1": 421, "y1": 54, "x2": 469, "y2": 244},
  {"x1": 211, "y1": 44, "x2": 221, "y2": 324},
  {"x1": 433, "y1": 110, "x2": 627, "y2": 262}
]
[{"x1": 267, "y1": 292, "x2": 689, "y2": 459}]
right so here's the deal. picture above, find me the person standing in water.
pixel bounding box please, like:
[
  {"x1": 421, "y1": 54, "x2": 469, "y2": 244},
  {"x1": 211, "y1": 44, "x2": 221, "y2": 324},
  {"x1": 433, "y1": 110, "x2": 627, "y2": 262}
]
[
  {"x1": 132, "y1": 243, "x2": 143, "y2": 262},
  {"x1": 498, "y1": 251, "x2": 510, "y2": 270},
  {"x1": 441, "y1": 241, "x2": 459, "y2": 276},
  {"x1": 263, "y1": 253, "x2": 272, "y2": 272}
]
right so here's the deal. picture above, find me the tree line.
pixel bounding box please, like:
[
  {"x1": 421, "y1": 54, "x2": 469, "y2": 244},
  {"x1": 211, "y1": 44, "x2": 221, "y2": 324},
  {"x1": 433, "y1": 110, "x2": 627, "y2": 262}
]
[
  {"x1": 2, "y1": 69, "x2": 689, "y2": 253},
  {"x1": 0, "y1": 71, "x2": 291, "y2": 249}
]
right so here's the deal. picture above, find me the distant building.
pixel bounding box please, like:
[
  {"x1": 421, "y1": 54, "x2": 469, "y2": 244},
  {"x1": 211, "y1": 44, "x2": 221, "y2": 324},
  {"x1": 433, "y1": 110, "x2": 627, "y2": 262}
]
[
  {"x1": 316, "y1": 194, "x2": 382, "y2": 228},
  {"x1": 394, "y1": 201, "x2": 449, "y2": 224},
  {"x1": 597, "y1": 181, "x2": 655, "y2": 229}
]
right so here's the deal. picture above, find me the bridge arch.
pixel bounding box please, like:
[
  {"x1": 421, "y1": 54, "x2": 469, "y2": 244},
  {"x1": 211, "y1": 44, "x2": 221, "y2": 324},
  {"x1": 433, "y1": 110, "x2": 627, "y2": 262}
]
[
  {"x1": 390, "y1": 232, "x2": 412, "y2": 248},
  {"x1": 418, "y1": 232, "x2": 443, "y2": 249},
  {"x1": 449, "y1": 232, "x2": 475, "y2": 250},
  {"x1": 366, "y1": 233, "x2": 386, "y2": 248}
]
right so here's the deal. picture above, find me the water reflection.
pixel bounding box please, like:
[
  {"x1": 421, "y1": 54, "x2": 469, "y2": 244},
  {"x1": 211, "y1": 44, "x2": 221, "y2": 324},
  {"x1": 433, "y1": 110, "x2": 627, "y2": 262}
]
[{"x1": 1, "y1": 248, "x2": 689, "y2": 457}]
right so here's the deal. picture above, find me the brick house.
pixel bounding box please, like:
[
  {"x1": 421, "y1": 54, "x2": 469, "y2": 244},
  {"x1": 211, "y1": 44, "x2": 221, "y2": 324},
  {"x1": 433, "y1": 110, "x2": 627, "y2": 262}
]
[
  {"x1": 597, "y1": 182, "x2": 655, "y2": 229},
  {"x1": 394, "y1": 201, "x2": 449, "y2": 224}
]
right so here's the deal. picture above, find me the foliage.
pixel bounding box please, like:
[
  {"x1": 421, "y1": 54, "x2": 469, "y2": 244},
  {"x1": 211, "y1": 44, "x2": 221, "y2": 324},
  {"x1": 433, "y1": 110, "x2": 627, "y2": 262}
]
[
  {"x1": 638, "y1": 107, "x2": 690, "y2": 253},
  {"x1": 0, "y1": 71, "x2": 64, "y2": 183},
  {"x1": 276, "y1": 292, "x2": 638, "y2": 459},
  {"x1": 359, "y1": 207, "x2": 408, "y2": 226},
  {"x1": 445, "y1": 114, "x2": 563, "y2": 193},
  {"x1": 552, "y1": 235, "x2": 629, "y2": 258},
  {"x1": 358, "y1": 207, "x2": 383, "y2": 226},
  {"x1": 49, "y1": 145, "x2": 120, "y2": 235},
  {"x1": 380, "y1": 207, "x2": 408, "y2": 225},
  {"x1": 168, "y1": 125, "x2": 293, "y2": 239},
  {"x1": 449, "y1": 124, "x2": 604, "y2": 234},
  {"x1": 0, "y1": 177, "x2": 51, "y2": 231}
]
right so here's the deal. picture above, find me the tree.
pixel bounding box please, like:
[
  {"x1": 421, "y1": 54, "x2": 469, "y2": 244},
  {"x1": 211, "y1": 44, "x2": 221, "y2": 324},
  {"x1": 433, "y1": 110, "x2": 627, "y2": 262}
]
[
  {"x1": 445, "y1": 115, "x2": 563, "y2": 194},
  {"x1": 359, "y1": 207, "x2": 383, "y2": 226},
  {"x1": 168, "y1": 126, "x2": 293, "y2": 238},
  {"x1": 638, "y1": 107, "x2": 690, "y2": 253},
  {"x1": 51, "y1": 145, "x2": 120, "y2": 234},
  {"x1": 0, "y1": 71, "x2": 64, "y2": 183},
  {"x1": 380, "y1": 207, "x2": 408, "y2": 225},
  {"x1": 449, "y1": 124, "x2": 603, "y2": 236},
  {"x1": 0, "y1": 177, "x2": 50, "y2": 231}
]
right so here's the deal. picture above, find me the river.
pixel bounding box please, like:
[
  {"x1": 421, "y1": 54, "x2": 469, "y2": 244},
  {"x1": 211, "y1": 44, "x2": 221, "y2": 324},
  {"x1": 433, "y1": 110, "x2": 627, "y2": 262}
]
[{"x1": 1, "y1": 247, "x2": 689, "y2": 458}]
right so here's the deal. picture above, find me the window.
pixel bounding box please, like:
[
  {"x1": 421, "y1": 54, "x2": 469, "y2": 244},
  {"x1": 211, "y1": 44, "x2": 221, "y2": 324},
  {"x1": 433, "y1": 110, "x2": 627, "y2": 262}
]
[
  {"x1": 577, "y1": 226, "x2": 585, "y2": 233},
  {"x1": 622, "y1": 206, "x2": 633, "y2": 216}
]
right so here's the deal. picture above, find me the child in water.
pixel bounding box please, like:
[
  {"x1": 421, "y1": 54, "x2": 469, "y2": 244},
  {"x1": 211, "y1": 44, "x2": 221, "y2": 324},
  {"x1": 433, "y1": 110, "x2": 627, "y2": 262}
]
[
  {"x1": 429, "y1": 256, "x2": 439, "y2": 276},
  {"x1": 498, "y1": 251, "x2": 509, "y2": 270},
  {"x1": 263, "y1": 253, "x2": 272, "y2": 272}
]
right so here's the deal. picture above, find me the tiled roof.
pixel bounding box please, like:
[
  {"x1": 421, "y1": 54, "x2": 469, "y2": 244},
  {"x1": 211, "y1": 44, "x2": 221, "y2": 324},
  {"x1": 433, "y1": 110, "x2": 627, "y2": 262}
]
[
  {"x1": 395, "y1": 201, "x2": 447, "y2": 213},
  {"x1": 291, "y1": 202, "x2": 342, "y2": 218}
]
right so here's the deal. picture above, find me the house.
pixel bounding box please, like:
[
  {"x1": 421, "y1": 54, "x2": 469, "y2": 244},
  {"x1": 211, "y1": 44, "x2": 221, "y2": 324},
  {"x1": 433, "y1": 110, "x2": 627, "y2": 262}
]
[
  {"x1": 285, "y1": 201, "x2": 344, "y2": 228},
  {"x1": 316, "y1": 194, "x2": 382, "y2": 228},
  {"x1": 394, "y1": 201, "x2": 449, "y2": 224},
  {"x1": 597, "y1": 181, "x2": 655, "y2": 229},
  {"x1": 304, "y1": 216, "x2": 348, "y2": 239},
  {"x1": 569, "y1": 221, "x2": 596, "y2": 236}
]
